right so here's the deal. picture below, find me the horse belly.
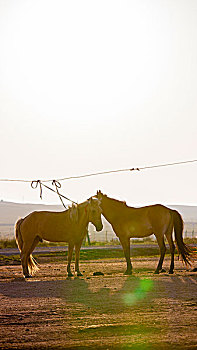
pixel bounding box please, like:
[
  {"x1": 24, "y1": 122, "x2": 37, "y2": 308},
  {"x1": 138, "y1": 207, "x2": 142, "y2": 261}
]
[
  {"x1": 41, "y1": 224, "x2": 72, "y2": 242},
  {"x1": 42, "y1": 230, "x2": 69, "y2": 242},
  {"x1": 128, "y1": 222, "x2": 153, "y2": 238}
]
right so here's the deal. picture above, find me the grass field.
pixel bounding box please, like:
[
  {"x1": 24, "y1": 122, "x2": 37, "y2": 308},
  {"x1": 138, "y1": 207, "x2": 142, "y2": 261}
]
[
  {"x1": 0, "y1": 237, "x2": 196, "y2": 249},
  {"x1": 0, "y1": 237, "x2": 196, "y2": 270}
]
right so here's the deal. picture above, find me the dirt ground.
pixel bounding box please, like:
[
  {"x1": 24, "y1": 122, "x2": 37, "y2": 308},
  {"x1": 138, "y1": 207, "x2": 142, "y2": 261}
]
[{"x1": 0, "y1": 257, "x2": 197, "y2": 350}]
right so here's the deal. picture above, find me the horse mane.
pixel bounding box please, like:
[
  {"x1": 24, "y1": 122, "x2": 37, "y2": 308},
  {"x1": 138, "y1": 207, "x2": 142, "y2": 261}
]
[
  {"x1": 68, "y1": 203, "x2": 79, "y2": 223},
  {"x1": 68, "y1": 200, "x2": 87, "y2": 210},
  {"x1": 103, "y1": 194, "x2": 128, "y2": 208}
]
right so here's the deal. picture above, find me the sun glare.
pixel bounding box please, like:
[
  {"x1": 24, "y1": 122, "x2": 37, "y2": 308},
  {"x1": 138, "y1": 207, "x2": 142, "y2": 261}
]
[{"x1": 123, "y1": 278, "x2": 154, "y2": 306}]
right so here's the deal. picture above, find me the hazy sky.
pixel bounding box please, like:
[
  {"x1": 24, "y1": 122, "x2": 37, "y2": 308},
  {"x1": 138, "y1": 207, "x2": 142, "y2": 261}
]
[{"x1": 0, "y1": 0, "x2": 197, "y2": 206}]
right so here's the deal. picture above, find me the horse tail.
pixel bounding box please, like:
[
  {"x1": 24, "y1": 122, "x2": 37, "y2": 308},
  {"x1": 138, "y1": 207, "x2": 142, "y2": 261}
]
[
  {"x1": 15, "y1": 218, "x2": 24, "y2": 252},
  {"x1": 15, "y1": 218, "x2": 39, "y2": 275},
  {"x1": 27, "y1": 255, "x2": 39, "y2": 275},
  {"x1": 172, "y1": 210, "x2": 196, "y2": 266}
]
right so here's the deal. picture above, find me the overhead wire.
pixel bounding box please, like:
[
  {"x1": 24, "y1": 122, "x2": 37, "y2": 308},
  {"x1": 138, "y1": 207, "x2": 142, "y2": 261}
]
[
  {"x1": 0, "y1": 159, "x2": 196, "y2": 183},
  {"x1": 0, "y1": 158, "x2": 197, "y2": 205}
]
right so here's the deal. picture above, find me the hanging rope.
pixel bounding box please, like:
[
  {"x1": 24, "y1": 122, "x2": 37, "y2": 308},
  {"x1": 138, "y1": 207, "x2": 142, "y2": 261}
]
[
  {"x1": 31, "y1": 180, "x2": 77, "y2": 206},
  {"x1": 31, "y1": 180, "x2": 43, "y2": 199},
  {"x1": 52, "y1": 180, "x2": 74, "y2": 208}
]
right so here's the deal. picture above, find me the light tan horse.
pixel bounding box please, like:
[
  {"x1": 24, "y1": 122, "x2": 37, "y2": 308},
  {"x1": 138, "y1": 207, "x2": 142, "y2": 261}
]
[
  {"x1": 15, "y1": 197, "x2": 103, "y2": 278},
  {"x1": 96, "y1": 190, "x2": 196, "y2": 274}
]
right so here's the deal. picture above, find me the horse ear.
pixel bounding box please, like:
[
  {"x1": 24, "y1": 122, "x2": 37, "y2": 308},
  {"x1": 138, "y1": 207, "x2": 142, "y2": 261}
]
[{"x1": 97, "y1": 190, "x2": 103, "y2": 200}]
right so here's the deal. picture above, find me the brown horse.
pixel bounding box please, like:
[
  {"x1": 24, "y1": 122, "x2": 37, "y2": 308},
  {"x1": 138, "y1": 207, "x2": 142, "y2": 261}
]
[
  {"x1": 15, "y1": 197, "x2": 103, "y2": 278},
  {"x1": 96, "y1": 190, "x2": 195, "y2": 274}
]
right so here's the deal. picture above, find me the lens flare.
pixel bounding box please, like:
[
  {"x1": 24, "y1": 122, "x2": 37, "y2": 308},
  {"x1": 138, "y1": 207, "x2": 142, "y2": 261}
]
[{"x1": 123, "y1": 278, "x2": 153, "y2": 306}]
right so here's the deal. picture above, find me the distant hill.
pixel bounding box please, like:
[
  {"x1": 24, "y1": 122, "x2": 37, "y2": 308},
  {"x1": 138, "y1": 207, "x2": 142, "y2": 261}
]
[
  {"x1": 0, "y1": 200, "x2": 63, "y2": 224},
  {"x1": 167, "y1": 204, "x2": 197, "y2": 222},
  {"x1": 0, "y1": 200, "x2": 196, "y2": 240}
]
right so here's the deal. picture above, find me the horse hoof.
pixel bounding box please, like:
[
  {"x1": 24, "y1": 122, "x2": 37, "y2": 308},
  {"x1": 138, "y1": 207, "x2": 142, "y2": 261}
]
[
  {"x1": 67, "y1": 272, "x2": 73, "y2": 277},
  {"x1": 124, "y1": 270, "x2": 132, "y2": 275},
  {"x1": 77, "y1": 272, "x2": 83, "y2": 277},
  {"x1": 24, "y1": 275, "x2": 32, "y2": 279},
  {"x1": 93, "y1": 271, "x2": 104, "y2": 276},
  {"x1": 169, "y1": 270, "x2": 174, "y2": 274},
  {"x1": 160, "y1": 268, "x2": 166, "y2": 273},
  {"x1": 154, "y1": 270, "x2": 159, "y2": 274}
]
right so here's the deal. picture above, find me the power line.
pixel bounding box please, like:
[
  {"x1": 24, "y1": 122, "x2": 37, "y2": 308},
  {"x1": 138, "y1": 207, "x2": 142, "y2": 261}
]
[
  {"x1": 58, "y1": 159, "x2": 197, "y2": 181},
  {"x1": 0, "y1": 159, "x2": 197, "y2": 183},
  {"x1": 139, "y1": 159, "x2": 197, "y2": 170}
]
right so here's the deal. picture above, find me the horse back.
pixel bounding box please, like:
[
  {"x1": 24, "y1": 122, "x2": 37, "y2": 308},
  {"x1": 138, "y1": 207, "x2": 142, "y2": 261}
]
[
  {"x1": 146, "y1": 204, "x2": 173, "y2": 230},
  {"x1": 20, "y1": 210, "x2": 71, "y2": 241},
  {"x1": 112, "y1": 204, "x2": 172, "y2": 236}
]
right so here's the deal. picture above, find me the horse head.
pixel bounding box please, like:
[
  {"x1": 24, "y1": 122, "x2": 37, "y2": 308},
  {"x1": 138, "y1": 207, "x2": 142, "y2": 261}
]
[{"x1": 88, "y1": 197, "x2": 103, "y2": 232}]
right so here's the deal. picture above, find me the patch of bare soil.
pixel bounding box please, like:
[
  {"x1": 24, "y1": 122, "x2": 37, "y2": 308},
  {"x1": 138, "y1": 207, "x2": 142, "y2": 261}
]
[{"x1": 0, "y1": 257, "x2": 197, "y2": 349}]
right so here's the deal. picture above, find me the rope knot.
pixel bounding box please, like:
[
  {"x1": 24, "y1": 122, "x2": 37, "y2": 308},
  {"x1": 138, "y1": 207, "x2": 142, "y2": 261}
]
[
  {"x1": 130, "y1": 168, "x2": 140, "y2": 172},
  {"x1": 31, "y1": 180, "x2": 43, "y2": 199},
  {"x1": 52, "y1": 180, "x2": 61, "y2": 188}
]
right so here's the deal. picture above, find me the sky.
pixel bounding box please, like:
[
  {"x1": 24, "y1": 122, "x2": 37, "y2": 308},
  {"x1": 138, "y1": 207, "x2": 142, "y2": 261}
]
[{"x1": 0, "y1": 0, "x2": 197, "y2": 206}]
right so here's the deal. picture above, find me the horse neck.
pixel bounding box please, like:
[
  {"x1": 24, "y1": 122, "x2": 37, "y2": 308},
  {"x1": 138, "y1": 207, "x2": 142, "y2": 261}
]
[{"x1": 101, "y1": 196, "x2": 122, "y2": 222}]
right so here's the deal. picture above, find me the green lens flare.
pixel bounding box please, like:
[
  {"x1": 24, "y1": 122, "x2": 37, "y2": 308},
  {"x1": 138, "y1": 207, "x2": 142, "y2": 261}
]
[{"x1": 123, "y1": 278, "x2": 153, "y2": 306}]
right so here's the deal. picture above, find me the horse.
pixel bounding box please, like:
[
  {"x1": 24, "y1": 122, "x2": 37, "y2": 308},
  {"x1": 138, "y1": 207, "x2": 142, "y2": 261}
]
[
  {"x1": 15, "y1": 197, "x2": 103, "y2": 278},
  {"x1": 96, "y1": 190, "x2": 196, "y2": 274}
]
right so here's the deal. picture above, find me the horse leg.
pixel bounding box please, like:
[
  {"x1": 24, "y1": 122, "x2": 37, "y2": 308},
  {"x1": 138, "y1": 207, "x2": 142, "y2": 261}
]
[
  {"x1": 75, "y1": 241, "x2": 83, "y2": 276},
  {"x1": 21, "y1": 250, "x2": 30, "y2": 278},
  {"x1": 21, "y1": 236, "x2": 40, "y2": 278},
  {"x1": 67, "y1": 243, "x2": 74, "y2": 277},
  {"x1": 154, "y1": 235, "x2": 166, "y2": 274},
  {"x1": 119, "y1": 236, "x2": 132, "y2": 275},
  {"x1": 21, "y1": 242, "x2": 32, "y2": 278},
  {"x1": 165, "y1": 232, "x2": 175, "y2": 274}
]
